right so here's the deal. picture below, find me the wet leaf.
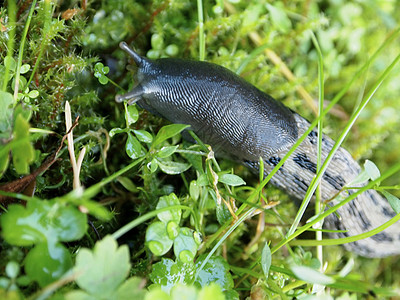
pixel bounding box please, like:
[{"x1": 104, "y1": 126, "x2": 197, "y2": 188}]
[
  {"x1": 195, "y1": 255, "x2": 234, "y2": 291},
  {"x1": 156, "y1": 193, "x2": 182, "y2": 223},
  {"x1": 157, "y1": 145, "x2": 179, "y2": 158},
  {"x1": 149, "y1": 258, "x2": 195, "y2": 293},
  {"x1": 1, "y1": 199, "x2": 87, "y2": 246},
  {"x1": 134, "y1": 129, "x2": 153, "y2": 143},
  {"x1": 173, "y1": 228, "x2": 201, "y2": 263},
  {"x1": 126, "y1": 132, "x2": 144, "y2": 159},
  {"x1": 157, "y1": 159, "x2": 191, "y2": 175},
  {"x1": 125, "y1": 105, "x2": 138, "y2": 125},
  {"x1": 146, "y1": 222, "x2": 173, "y2": 256}
]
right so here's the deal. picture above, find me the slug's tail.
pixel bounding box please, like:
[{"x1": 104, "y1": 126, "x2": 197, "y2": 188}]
[{"x1": 251, "y1": 114, "x2": 400, "y2": 257}]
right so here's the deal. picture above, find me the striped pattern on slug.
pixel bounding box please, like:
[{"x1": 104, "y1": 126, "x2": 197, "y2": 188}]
[{"x1": 116, "y1": 42, "x2": 400, "y2": 257}]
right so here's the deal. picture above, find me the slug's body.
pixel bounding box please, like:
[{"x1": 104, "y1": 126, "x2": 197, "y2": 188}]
[{"x1": 116, "y1": 42, "x2": 399, "y2": 257}]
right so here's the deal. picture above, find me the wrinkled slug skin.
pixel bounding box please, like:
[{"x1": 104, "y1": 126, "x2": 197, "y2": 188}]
[{"x1": 116, "y1": 42, "x2": 400, "y2": 257}]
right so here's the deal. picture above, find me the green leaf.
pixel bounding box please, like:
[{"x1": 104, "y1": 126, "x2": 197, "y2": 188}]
[
  {"x1": 53, "y1": 205, "x2": 88, "y2": 242},
  {"x1": 1, "y1": 199, "x2": 87, "y2": 246},
  {"x1": 261, "y1": 242, "x2": 271, "y2": 279},
  {"x1": 195, "y1": 255, "x2": 234, "y2": 291},
  {"x1": 218, "y1": 174, "x2": 246, "y2": 186},
  {"x1": 291, "y1": 265, "x2": 335, "y2": 285},
  {"x1": 126, "y1": 132, "x2": 144, "y2": 159},
  {"x1": 0, "y1": 152, "x2": 9, "y2": 179},
  {"x1": 382, "y1": 190, "x2": 400, "y2": 214},
  {"x1": 157, "y1": 145, "x2": 179, "y2": 158},
  {"x1": 156, "y1": 159, "x2": 191, "y2": 175},
  {"x1": 25, "y1": 242, "x2": 73, "y2": 287},
  {"x1": 215, "y1": 200, "x2": 232, "y2": 225},
  {"x1": 152, "y1": 124, "x2": 190, "y2": 147},
  {"x1": 0, "y1": 91, "x2": 14, "y2": 139},
  {"x1": 134, "y1": 129, "x2": 153, "y2": 143},
  {"x1": 266, "y1": 3, "x2": 292, "y2": 33},
  {"x1": 115, "y1": 277, "x2": 147, "y2": 300},
  {"x1": 74, "y1": 236, "x2": 131, "y2": 298},
  {"x1": 98, "y1": 75, "x2": 109, "y2": 85},
  {"x1": 156, "y1": 193, "x2": 182, "y2": 223},
  {"x1": 5, "y1": 261, "x2": 20, "y2": 279},
  {"x1": 364, "y1": 160, "x2": 380, "y2": 181},
  {"x1": 146, "y1": 222, "x2": 174, "y2": 256},
  {"x1": 62, "y1": 189, "x2": 112, "y2": 221},
  {"x1": 197, "y1": 283, "x2": 225, "y2": 300},
  {"x1": 117, "y1": 176, "x2": 138, "y2": 192},
  {"x1": 166, "y1": 221, "x2": 180, "y2": 240},
  {"x1": 145, "y1": 287, "x2": 170, "y2": 300},
  {"x1": 28, "y1": 90, "x2": 39, "y2": 98},
  {"x1": 348, "y1": 169, "x2": 370, "y2": 186},
  {"x1": 149, "y1": 158, "x2": 159, "y2": 173},
  {"x1": 109, "y1": 127, "x2": 129, "y2": 137},
  {"x1": 174, "y1": 228, "x2": 201, "y2": 263},
  {"x1": 170, "y1": 285, "x2": 197, "y2": 300},
  {"x1": 189, "y1": 180, "x2": 200, "y2": 201},
  {"x1": 65, "y1": 290, "x2": 96, "y2": 300},
  {"x1": 149, "y1": 258, "x2": 195, "y2": 293},
  {"x1": 125, "y1": 104, "x2": 139, "y2": 125},
  {"x1": 4, "y1": 56, "x2": 16, "y2": 72},
  {"x1": 20, "y1": 64, "x2": 30, "y2": 74},
  {"x1": 11, "y1": 114, "x2": 34, "y2": 174}
]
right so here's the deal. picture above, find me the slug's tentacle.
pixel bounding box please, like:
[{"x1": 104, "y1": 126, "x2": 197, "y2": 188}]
[
  {"x1": 119, "y1": 42, "x2": 148, "y2": 67},
  {"x1": 117, "y1": 43, "x2": 400, "y2": 257}
]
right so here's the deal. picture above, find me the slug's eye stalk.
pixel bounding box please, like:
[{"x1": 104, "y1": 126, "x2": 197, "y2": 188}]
[
  {"x1": 115, "y1": 87, "x2": 143, "y2": 104},
  {"x1": 115, "y1": 42, "x2": 148, "y2": 104},
  {"x1": 119, "y1": 42, "x2": 146, "y2": 67}
]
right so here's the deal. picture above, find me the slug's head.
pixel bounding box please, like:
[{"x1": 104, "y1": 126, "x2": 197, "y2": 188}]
[{"x1": 115, "y1": 42, "x2": 154, "y2": 104}]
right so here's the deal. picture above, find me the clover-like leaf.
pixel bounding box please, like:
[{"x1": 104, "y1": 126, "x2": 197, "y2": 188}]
[
  {"x1": 173, "y1": 228, "x2": 201, "y2": 263},
  {"x1": 146, "y1": 222, "x2": 174, "y2": 256},
  {"x1": 74, "y1": 236, "x2": 131, "y2": 298},
  {"x1": 156, "y1": 193, "x2": 182, "y2": 223}
]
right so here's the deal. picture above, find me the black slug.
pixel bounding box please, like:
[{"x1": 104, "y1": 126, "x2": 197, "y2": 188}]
[{"x1": 116, "y1": 42, "x2": 400, "y2": 257}]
